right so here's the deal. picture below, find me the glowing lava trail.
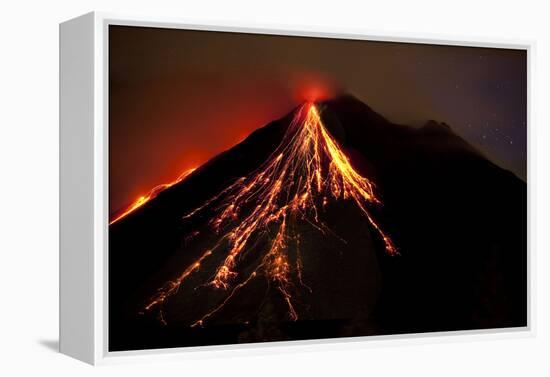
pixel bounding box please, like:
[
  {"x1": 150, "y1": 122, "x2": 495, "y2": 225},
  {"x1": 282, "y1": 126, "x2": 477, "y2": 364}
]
[
  {"x1": 109, "y1": 167, "x2": 196, "y2": 225},
  {"x1": 143, "y1": 103, "x2": 397, "y2": 326}
]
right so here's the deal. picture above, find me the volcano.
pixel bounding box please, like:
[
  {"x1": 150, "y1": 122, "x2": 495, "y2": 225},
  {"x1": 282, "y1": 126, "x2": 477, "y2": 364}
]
[{"x1": 109, "y1": 95, "x2": 527, "y2": 351}]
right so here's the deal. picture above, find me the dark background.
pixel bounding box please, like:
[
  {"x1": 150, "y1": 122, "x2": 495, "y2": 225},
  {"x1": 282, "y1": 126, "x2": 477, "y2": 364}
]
[{"x1": 109, "y1": 26, "x2": 527, "y2": 217}]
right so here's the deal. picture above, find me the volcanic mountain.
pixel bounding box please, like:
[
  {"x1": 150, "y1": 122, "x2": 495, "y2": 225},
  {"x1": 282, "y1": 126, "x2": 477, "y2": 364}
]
[{"x1": 109, "y1": 95, "x2": 527, "y2": 351}]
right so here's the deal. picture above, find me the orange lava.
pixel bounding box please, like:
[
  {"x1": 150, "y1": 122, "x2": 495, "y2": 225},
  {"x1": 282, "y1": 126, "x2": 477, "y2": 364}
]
[
  {"x1": 144, "y1": 103, "x2": 397, "y2": 326},
  {"x1": 109, "y1": 168, "x2": 196, "y2": 225}
]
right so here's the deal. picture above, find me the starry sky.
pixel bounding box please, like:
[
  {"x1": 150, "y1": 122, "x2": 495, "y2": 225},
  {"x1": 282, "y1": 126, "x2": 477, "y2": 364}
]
[{"x1": 109, "y1": 25, "x2": 527, "y2": 215}]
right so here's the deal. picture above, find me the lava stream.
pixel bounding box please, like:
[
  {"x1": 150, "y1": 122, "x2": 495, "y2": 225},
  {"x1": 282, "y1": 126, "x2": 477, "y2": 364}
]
[
  {"x1": 144, "y1": 102, "x2": 397, "y2": 326},
  {"x1": 110, "y1": 168, "x2": 196, "y2": 225}
]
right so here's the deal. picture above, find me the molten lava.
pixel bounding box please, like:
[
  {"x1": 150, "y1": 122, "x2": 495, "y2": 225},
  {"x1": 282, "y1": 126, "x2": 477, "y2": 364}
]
[
  {"x1": 109, "y1": 168, "x2": 196, "y2": 225},
  {"x1": 143, "y1": 103, "x2": 397, "y2": 326}
]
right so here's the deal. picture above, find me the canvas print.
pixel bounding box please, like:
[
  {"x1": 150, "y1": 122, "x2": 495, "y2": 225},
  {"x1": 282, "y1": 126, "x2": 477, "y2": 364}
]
[{"x1": 108, "y1": 25, "x2": 527, "y2": 351}]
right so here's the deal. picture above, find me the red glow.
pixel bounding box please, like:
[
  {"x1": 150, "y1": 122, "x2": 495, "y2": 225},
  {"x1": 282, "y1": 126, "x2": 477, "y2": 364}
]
[
  {"x1": 293, "y1": 73, "x2": 338, "y2": 103},
  {"x1": 109, "y1": 90, "x2": 297, "y2": 217}
]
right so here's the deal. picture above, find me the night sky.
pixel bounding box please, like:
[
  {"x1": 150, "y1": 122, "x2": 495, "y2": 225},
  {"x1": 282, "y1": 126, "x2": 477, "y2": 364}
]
[{"x1": 109, "y1": 25, "x2": 527, "y2": 216}]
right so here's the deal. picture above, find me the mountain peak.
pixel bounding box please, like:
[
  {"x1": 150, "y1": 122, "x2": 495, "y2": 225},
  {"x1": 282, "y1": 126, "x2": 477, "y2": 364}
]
[
  {"x1": 320, "y1": 94, "x2": 388, "y2": 122},
  {"x1": 422, "y1": 119, "x2": 453, "y2": 133}
]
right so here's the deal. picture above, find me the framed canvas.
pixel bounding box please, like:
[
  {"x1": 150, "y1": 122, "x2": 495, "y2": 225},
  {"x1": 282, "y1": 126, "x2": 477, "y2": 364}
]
[{"x1": 59, "y1": 12, "x2": 532, "y2": 365}]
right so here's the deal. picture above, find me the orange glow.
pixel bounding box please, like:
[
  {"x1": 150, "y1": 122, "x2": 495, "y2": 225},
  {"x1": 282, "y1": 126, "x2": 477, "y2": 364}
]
[
  {"x1": 293, "y1": 73, "x2": 337, "y2": 103},
  {"x1": 109, "y1": 167, "x2": 196, "y2": 225},
  {"x1": 144, "y1": 103, "x2": 397, "y2": 326}
]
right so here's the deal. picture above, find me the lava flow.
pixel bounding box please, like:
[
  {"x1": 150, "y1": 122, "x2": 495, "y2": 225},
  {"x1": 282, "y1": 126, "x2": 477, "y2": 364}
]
[
  {"x1": 109, "y1": 167, "x2": 196, "y2": 225},
  {"x1": 143, "y1": 102, "x2": 397, "y2": 326}
]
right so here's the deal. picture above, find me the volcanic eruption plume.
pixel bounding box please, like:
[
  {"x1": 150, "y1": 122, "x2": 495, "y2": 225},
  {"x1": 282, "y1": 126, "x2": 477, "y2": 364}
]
[{"x1": 142, "y1": 103, "x2": 397, "y2": 326}]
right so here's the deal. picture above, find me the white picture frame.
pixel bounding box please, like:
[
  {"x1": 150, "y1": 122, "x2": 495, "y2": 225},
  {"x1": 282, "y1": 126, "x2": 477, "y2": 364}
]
[{"x1": 60, "y1": 11, "x2": 534, "y2": 365}]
